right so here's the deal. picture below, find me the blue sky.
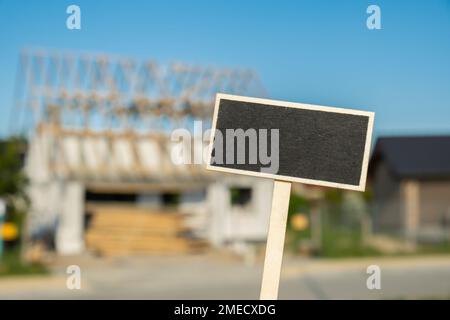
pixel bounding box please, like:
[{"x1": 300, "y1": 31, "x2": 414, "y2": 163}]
[{"x1": 1, "y1": 0, "x2": 449, "y2": 138}]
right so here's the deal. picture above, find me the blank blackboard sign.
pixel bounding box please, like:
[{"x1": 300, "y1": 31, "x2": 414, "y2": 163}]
[{"x1": 206, "y1": 94, "x2": 375, "y2": 191}]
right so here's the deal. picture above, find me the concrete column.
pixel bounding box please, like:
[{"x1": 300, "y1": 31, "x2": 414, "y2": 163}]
[
  {"x1": 253, "y1": 180, "x2": 274, "y2": 233},
  {"x1": 207, "y1": 182, "x2": 229, "y2": 247},
  {"x1": 403, "y1": 180, "x2": 420, "y2": 246},
  {"x1": 56, "y1": 181, "x2": 85, "y2": 255}
]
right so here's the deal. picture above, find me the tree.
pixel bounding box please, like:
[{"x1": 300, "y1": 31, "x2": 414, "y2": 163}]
[{"x1": 0, "y1": 136, "x2": 28, "y2": 233}]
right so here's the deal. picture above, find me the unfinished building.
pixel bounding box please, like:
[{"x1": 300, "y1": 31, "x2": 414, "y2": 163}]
[{"x1": 14, "y1": 49, "x2": 273, "y2": 255}]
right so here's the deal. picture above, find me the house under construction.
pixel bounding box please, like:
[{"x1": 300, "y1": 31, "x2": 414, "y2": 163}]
[{"x1": 14, "y1": 49, "x2": 273, "y2": 256}]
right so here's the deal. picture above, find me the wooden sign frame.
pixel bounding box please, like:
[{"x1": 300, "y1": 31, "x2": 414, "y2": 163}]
[{"x1": 206, "y1": 93, "x2": 375, "y2": 191}]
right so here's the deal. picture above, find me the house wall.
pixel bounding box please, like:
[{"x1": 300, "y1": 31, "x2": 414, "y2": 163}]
[
  {"x1": 419, "y1": 181, "x2": 450, "y2": 226},
  {"x1": 207, "y1": 177, "x2": 272, "y2": 247},
  {"x1": 26, "y1": 131, "x2": 62, "y2": 241},
  {"x1": 418, "y1": 180, "x2": 450, "y2": 240},
  {"x1": 372, "y1": 162, "x2": 404, "y2": 233},
  {"x1": 373, "y1": 160, "x2": 450, "y2": 241},
  {"x1": 27, "y1": 130, "x2": 273, "y2": 255}
]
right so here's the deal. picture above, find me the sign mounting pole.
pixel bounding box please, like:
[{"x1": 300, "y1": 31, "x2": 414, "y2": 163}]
[{"x1": 260, "y1": 180, "x2": 291, "y2": 300}]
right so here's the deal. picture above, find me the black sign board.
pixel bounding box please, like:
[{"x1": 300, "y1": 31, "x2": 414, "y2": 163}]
[{"x1": 206, "y1": 94, "x2": 374, "y2": 191}]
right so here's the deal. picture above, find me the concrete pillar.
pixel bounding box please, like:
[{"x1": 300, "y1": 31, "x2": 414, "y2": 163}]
[
  {"x1": 403, "y1": 180, "x2": 420, "y2": 246},
  {"x1": 56, "y1": 181, "x2": 85, "y2": 255},
  {"x1": 207, "y1": 182, "x2": 229, "y2": 247},
  {"x1": 253, "y1": 180, "x2": 274, "y2": 237}
]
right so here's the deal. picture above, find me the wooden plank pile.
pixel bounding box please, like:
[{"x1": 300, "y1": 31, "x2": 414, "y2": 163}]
[{"x1": 85, "y1": 204, "x2": 207, "y2": 256}]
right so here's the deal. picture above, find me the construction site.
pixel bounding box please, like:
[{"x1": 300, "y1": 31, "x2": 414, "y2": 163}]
[
  {"x1": 1, "y1": 1, "x2": 450, "y2": 302},
  {"x1": 15, "y1": 49, "x2": 275, "y2": 257}
]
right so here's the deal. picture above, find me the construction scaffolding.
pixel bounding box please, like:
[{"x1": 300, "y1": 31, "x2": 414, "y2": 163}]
[
  {"x1": 16, "y1": 49, "x2": 273, "y2": 256},
  {"x1": 13, "y1": 49, "x2": 266, "y2": 133},
  {"x1": 14, "y1": 49, "x2": 266, "y2": 181}
]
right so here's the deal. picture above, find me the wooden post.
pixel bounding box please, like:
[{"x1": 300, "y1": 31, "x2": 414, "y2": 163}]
[{"x1": 260, "y1": 180, "x2": 291, "y2": 300}]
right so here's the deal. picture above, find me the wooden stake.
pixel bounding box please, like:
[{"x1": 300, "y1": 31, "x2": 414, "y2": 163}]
[{"x1": 260, "y1": 180, "x2": 291, "y2": 300}]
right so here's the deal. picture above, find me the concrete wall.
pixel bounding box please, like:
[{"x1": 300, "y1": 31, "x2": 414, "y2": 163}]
[
  {"x1": 419, "y1": 181, "x2": 450, "y2": 226},
  {"x1": 207, "y1": 177, "x2": 272, "y2": 247},
  {"x1": 418, "y1": 180, "x2": 450, "y2": 241}
]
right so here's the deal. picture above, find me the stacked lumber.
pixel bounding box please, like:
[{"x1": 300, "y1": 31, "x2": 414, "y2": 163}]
[{"x1": 85, "y1": 203, "x2": 207, "y2": 256}]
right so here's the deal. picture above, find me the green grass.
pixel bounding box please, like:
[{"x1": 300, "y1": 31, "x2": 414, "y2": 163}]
[
  {"x1": 416, "y1": 242, "x2": 450, "y2": 255},
  {"x1": 289, "y1": 225, "x2": 450, "y2": 258},
  {"x1": 319, "y1": 227, "x2": 383, "y2": 258},
  {"x1": 0, "y1": 246, "x2": 47, "y2": 277}
]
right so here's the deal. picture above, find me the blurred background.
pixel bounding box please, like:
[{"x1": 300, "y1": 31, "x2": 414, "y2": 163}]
[{"x1": 0, "y1": 0, "x2": 450, "y2": 299}]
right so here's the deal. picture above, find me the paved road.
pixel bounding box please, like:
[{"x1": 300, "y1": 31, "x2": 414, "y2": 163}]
[{"x1": 1, "y1": 254, "x2": 450, "y2": 299}]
